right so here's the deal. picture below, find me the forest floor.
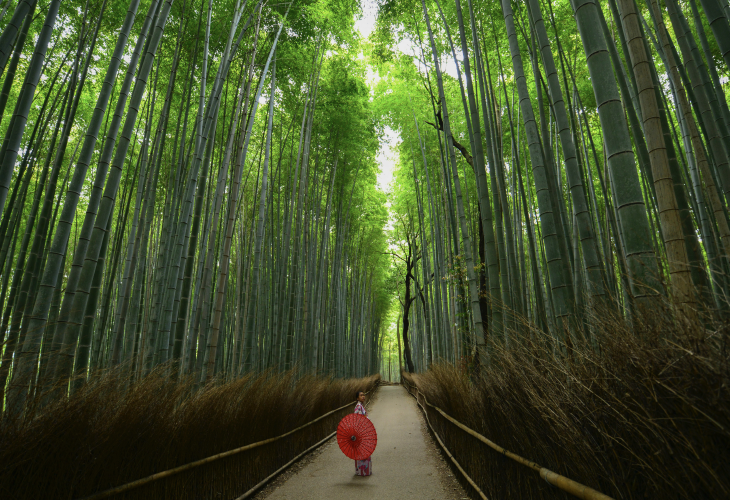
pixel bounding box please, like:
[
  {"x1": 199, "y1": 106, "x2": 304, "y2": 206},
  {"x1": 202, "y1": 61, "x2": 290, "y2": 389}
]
[{"x1": 253, "y1": 385, "x2": 470, "y2": 500}]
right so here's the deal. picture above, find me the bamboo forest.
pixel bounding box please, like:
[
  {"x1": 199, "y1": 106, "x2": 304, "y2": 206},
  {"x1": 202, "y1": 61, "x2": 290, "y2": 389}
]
[{"x1": 0, "y1": 0, "x2": 729, "y2": 497}]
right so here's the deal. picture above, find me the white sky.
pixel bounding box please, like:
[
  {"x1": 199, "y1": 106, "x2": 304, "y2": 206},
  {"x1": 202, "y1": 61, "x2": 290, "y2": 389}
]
[
  {"x1": 354, "y1": 1, "x2": 377, "y2": 38},
  {"x1": 376, "y1": 126, "x2": 399, "y2": 190}
]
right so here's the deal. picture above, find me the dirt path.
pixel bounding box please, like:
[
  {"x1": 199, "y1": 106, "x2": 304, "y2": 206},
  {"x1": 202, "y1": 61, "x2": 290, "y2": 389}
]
[{"x1": 258, "y1": 385, "x2": 469, "y2": 500}]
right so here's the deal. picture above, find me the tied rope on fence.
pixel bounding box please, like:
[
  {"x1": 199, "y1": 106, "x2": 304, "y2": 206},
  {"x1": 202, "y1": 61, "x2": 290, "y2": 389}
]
[
  {"x1": 80, "y1": 387, "x2": 378, "y2": 500},
  {"x1": 402, "y1": 378, "x2": 614, "y2": 500}
]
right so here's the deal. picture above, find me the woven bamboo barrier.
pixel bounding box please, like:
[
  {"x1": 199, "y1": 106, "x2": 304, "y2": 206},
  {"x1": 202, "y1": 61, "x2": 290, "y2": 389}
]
[
  {"x1": 402, "y1": 378, "x2": 614, "y2": 500},
  {"x1": 80, "y1": 385, "x2": 378, "y2": 500}
]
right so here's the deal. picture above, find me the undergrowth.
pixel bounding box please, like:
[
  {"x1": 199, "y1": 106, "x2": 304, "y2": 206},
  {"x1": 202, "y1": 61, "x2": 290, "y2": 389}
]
[
  {"x1": 404, "y1": 304, "x2": 730, "y2": 499},
  {"x1": 0, "y1": 368, "x2": 379, "y2": 499}
]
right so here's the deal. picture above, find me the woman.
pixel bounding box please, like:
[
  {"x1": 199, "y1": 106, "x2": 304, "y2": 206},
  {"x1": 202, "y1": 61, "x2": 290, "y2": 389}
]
[{"x1": 354, "y1": 391, "x2": 372, "y2": 476}]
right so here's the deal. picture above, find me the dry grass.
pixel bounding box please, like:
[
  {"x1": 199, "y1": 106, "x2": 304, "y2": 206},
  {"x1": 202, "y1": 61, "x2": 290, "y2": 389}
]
[
  {"x1": 0, "y1": 367, "x2": 379, "y2": 499},
  {"x1": 404, "y1": 304, "x2": 730, "y2": 499}
]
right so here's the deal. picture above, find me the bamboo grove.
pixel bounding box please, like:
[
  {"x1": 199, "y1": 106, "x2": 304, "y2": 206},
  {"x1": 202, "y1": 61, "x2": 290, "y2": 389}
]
[
  {"x1": 0, "y1": 0, "x2": 394, "y2": 417},
  {"x1": 373, "y1": 0, "x2": 730, "y2": 372}
]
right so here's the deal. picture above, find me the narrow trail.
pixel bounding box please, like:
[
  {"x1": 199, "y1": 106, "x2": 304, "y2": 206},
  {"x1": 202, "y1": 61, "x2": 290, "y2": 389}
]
[{"x1": 260, "y1": 385, "x2": 467, "y2": 500}]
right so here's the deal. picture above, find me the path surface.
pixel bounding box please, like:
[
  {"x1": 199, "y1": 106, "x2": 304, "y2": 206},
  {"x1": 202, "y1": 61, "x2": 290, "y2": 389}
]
[{"x1": 260, "y1": 385, "x2": 467, "y2": 500}]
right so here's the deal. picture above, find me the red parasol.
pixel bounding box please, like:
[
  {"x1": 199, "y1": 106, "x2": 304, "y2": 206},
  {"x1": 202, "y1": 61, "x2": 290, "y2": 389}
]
[{"x1": 336, "y1": 413, "x2": 377, "y2": 460}]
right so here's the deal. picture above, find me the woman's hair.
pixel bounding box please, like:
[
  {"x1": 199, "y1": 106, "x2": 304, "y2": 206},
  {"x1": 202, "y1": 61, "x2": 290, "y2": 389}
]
[{"x1": 356, "y1": 391, "x2": 364, "y2": 399}]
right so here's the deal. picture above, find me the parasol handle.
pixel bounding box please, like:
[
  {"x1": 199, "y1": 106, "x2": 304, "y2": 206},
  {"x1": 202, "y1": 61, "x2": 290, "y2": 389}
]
[{"x1": 350, "y1": 436, "x2": 357, "y2": 441}]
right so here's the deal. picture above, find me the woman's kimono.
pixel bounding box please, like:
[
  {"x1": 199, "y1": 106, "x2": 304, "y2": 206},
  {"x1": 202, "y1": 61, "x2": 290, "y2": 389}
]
[{"x1": 354, "y1": 401, "x2": 372, "y2": 476}]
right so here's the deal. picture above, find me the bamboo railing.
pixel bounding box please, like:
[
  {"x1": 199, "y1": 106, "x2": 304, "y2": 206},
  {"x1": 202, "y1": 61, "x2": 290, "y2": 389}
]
[
  {"x1": 402, "y1": 378, "x2": 614, "y2": 500},
  {"x1": 79, "y1": 386, "x2": 378, "y2": 500}
]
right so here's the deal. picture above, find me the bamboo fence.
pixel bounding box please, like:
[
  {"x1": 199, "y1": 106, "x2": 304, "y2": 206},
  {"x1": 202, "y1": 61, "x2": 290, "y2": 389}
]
[
  {"x1": 78, "y1": 386, "x2": 379, "y2": 500},
  {"x1": 402, "y1": 378, "x2": 613, "y2": 500}
]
